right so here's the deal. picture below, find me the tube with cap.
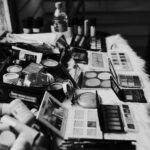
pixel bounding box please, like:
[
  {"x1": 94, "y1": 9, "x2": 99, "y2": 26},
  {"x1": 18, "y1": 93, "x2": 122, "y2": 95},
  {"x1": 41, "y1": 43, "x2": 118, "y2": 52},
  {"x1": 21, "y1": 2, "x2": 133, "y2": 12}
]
[
  {"x1": 0, "y1": 99, "x2": 35, "y2": 125},
  {"x1": 1, "y1": 115, "x2": 49, "y2": 149},
  {"x1": 0, "y1": 130, "x2": 16, "y2": 149},
  {"x1": 10, "y1": 132, "x2": 32, "y2": 150}
]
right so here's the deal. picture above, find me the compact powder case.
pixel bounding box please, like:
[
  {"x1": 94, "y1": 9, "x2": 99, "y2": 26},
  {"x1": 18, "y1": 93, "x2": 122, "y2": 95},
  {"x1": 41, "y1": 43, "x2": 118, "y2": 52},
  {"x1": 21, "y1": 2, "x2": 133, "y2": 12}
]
[
  {"x1": 7, "y1": 65, "x2": 22, "y2": 73},
  {"x1": 81, "y1": 71, "x2": 111, "y2": 89},
  {"x1": 42, "y1": 59, "x2": 59, "y2": 68},
  {"x1": 77, "y1": 92, "x2": 101, "y2": 109}
]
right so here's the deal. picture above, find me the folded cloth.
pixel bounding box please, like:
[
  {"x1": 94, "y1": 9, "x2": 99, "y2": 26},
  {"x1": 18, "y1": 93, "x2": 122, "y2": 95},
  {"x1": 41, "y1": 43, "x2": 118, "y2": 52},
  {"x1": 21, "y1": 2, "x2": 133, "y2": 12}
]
[{"x1": 1, "y1": 32, "x2": 72, "y2": 46}]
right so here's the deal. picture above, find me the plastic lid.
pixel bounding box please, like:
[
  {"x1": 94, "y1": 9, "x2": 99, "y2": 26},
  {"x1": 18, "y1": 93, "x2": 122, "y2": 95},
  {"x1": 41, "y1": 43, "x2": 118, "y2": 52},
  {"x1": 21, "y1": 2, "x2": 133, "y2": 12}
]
[{"x1": 90, "y1": 18, "x2": 97, "y2": 26}]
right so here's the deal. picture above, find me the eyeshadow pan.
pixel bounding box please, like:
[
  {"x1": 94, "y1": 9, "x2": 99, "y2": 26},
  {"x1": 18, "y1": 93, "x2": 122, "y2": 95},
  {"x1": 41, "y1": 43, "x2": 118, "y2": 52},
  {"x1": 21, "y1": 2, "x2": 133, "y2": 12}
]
[
  {"x1": 87, "y1": 121, "x2": 97, "y2": 128},
  {"x1": 126, "y1": 95, "x2": 133, "y2": 100},
  {"x1": 108, "y1": 125, "x2": 122, "y2": 130},
  {"x1": 73, "y1": 128, "x2": 84, "y2": 135},
  {"x1": 74, "y1": 120, "x2": 84, "y2": 127},
  {"x1": 107, "y1": 121, "x2": 121, "y2": 126},
  {"x1": 74, "y1": 110, "x2": 84, "y2": 119},
  {"x1": 107, "y1": 117, "x2": 120, "y2": 122},
  {"x1": 87, "y1": 128, "x2": 97, "y2": 136}
]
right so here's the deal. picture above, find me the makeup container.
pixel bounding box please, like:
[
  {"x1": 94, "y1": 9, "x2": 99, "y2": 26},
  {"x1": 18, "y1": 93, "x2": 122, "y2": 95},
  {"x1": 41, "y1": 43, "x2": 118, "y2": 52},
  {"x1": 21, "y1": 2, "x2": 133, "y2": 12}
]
[
  {"x1": 0, "y1": 99, "x2": 35, "y2": 125},
  {"x1": 48, "y1": 79, "x2": 74, "y2": 102},
  {"x1": 80, "y1": 71, "x2": 111, "y2": 89},
  {"x1": 0, "y1": 130, "x2": 16, "y2": 149},
  {"x1": 3, "y1": 73, "x2": 19, "y2": 85},
  {"x1": 98, "y1": 105, "x2": 124, "y2": 133},
  {"x1": 1, "y1": 115, "x2": 40, "y2": 143},
  {"x1": 7, "y1": 65, "x2": 22, "y2": 74},
  {"x1": 76, "y1": 92, "x2": 101, "y2": 109}
]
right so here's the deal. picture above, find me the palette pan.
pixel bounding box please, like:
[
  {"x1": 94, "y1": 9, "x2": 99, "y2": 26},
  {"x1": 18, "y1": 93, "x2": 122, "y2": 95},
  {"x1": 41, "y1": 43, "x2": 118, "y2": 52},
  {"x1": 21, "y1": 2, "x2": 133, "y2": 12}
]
[{"x1": 81, "y1": 71, "x2": 111, "y2": 89}]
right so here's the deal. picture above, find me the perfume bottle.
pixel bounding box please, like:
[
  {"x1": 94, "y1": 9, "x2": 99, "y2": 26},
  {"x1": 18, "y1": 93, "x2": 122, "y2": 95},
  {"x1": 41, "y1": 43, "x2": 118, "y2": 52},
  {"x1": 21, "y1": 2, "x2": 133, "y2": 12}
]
[{"x1": 53, "y1": 2, "x2": 68, "y2": 32}]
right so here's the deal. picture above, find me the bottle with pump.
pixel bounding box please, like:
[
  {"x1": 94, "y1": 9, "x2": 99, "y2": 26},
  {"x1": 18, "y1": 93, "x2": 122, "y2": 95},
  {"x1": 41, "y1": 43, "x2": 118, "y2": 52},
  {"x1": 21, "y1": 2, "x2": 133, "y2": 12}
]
[{"x1": 53, "y1": 1, "x2": 68, "y2": 32}]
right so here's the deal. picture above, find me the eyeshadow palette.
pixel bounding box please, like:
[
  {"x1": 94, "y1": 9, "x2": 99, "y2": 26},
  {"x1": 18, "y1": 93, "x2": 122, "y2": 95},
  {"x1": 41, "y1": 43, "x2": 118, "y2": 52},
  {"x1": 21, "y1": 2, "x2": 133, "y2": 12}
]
[
  {"x1": 120, "y1": 104, "x2": 137, "y2": 132},
  {"x1": 97, "y1": 103, "x2": 137, "y2": 133},
  {"x1": 108, "y1": 52, "x2": 133, "y2": 71},
  {"x1": 110, "y1": 76, "x2": 147, "y2": 103},
  {"x1": 72, "y1": 48, "x2": 88, "y2": 64},
  {"x1": 98, "y1": 105, "x2": 125, "y2": 133},
  {"x1": 70, "y1": 35, "x2": 107, "y2": 52},
  {"x1": 118, "y1": 74, "x2": 143, "y2": 88},
  {"x1": 109, "y1": 59, "x2": 143, "y2": 89},
  {"x1": 80, "y1": 71, "x2": 111, "y2": 89},
  {"x1": 89, "y1": 52, "x2": 109, "y2": 71}
]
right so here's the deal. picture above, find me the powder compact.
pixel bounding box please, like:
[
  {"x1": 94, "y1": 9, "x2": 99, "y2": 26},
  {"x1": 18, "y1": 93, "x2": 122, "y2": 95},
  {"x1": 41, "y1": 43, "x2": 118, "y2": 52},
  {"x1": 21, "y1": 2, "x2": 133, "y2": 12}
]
[
  {"x1": 42, "y1": 59, "x2": 59, "y2": 70},
  {"x1": 3, "y1": 73, "x2": 19, "y2": 85},
  {"x1": 76, "y1": 92, "x2": 101, "y2": 109},
  {"x1": 7, "y1": 65, "x2": 22, "y2": 73},
  {"x1": 81, "y1": 71, "x2": 111, "y2": 89}
]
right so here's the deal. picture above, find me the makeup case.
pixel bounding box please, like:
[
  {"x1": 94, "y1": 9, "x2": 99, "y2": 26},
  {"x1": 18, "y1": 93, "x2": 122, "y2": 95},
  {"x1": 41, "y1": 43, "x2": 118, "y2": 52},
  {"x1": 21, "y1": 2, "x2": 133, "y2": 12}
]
[
  {"x1": 70, "y1": 35, "x2": 107, "y2": 52},
  {"x1": 109, "y1": 59, "x2": 146, "y2": 103},
  {"x1": 0, "y1": 42, "x2": 77, "y2": 108}
]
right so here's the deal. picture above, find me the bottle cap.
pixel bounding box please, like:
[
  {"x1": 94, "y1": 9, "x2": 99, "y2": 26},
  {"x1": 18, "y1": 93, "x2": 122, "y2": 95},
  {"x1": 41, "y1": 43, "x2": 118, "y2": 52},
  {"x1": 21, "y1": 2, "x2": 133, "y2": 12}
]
[
  {"x1": 77, "y1": 16, "x2": 84, "y2": 26},
  {"x1": 90, "y1": 18, "x2": 97, "y2": 26},
  {"x1": 0, "y1": 130, "x2": 16, "y2": 148}
]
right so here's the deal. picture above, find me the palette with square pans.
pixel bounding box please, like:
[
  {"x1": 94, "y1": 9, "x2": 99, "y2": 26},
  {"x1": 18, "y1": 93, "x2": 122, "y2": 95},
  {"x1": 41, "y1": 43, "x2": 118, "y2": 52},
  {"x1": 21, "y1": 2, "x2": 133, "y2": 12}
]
[
  {"x1": 108, "y1": 52, "x2": 133, "y2": 71},
  {"x1": 81, "y1": 71, "x2": 111, "y2": 89}
]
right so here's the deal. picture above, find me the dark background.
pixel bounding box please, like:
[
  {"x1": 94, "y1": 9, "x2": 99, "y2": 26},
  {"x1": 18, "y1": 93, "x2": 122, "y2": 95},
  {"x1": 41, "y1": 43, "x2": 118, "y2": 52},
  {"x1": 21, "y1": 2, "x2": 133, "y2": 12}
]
[{"x1": 8, "y1": 0, "x2": 150, "y2": 62}]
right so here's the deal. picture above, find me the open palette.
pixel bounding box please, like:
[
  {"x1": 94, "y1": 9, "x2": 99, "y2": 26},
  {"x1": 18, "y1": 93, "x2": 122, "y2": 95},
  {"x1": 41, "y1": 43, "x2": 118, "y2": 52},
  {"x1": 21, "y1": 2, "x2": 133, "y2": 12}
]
[
  {"x1": 72, "y1": 47, "x2": 88, "y2": 64},
  {"x1": 109, "y1": 59, "x2": 143, "y2": 89},
  {"x1": 108, "y1": 51, "x2": 133, "y2": 71},
  {"x1": 70, "y1": 35, "x2": 107, "y2": 52},
  {"x1": 97, "y1": 97, "x2": 138, "y2": 133},
  {"x1": 109, "y1": 59, "x2": 146, "y2": 102},
  {"x1": 80, "y1": 71, "x2": 111, "y2": 89},
  {"x1": 110, "y1": 76, "x2": 147, "y2": 103},
  {"x1": 88, "y1": 52, "x2": 109, "y2": 71}
]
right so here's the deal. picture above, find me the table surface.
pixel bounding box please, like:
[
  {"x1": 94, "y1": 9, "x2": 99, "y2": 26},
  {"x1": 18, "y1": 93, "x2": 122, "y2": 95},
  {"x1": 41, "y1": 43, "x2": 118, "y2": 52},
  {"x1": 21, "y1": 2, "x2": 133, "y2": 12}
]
[
  {"x1": 3, "y1": 32, "x2": 150, "y2": 150},
  {"x1": 65, "y1": 34, "x2": 150, "y2": 150}
]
